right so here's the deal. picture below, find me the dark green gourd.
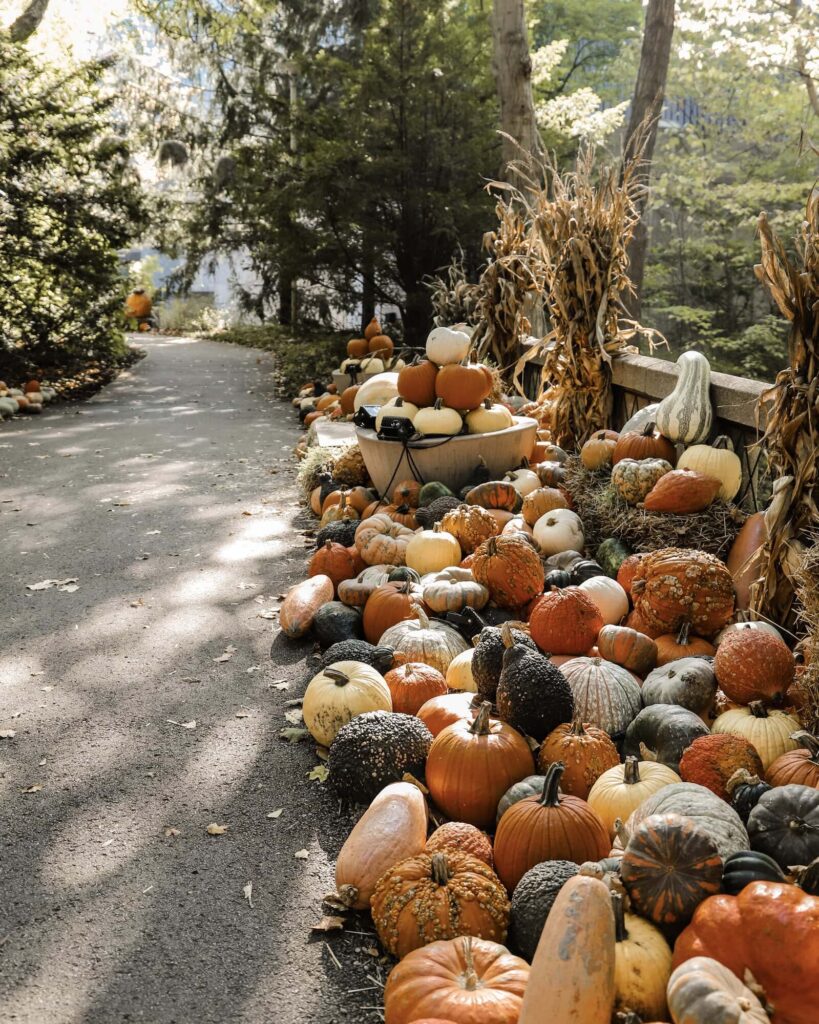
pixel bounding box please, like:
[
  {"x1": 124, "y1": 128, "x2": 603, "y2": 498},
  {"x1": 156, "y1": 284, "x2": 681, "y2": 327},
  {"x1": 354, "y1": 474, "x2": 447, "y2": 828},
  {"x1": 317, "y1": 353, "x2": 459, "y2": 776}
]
[
  {"x1": 415, "y1": 495, "x2": 461, "y2": 529},
  {"x1": 509, "y1": 860, "x2": 580, "y2": 960},
  {"x1": 315, "y1": 518, "x2": 358, "y2": 549},
  {"x1": 726, "y1": 769, "x2": 772, "y2": 825},
  {"x1": 318, "y1": 640, "x2": 394, "y2": 675},
  {"x1": 312, "y1": 602, "x2": 364, "y2": 647},
  {"x1": 496, "y1": 623, "x2": 574, "y2": 741},
  {"x1": 472, "y1": 623, "x2": 537, "y2": 702}
]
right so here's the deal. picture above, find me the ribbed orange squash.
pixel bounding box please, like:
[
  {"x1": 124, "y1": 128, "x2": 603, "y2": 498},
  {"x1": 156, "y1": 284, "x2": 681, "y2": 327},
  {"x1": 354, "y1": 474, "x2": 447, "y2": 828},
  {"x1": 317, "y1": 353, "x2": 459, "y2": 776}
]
[
  {"x1": 471, "y1": 535, "x2": 544, "y2": 609},
  {"x1": 398, "y1": 358, "x2": 438, "y2": 407}
]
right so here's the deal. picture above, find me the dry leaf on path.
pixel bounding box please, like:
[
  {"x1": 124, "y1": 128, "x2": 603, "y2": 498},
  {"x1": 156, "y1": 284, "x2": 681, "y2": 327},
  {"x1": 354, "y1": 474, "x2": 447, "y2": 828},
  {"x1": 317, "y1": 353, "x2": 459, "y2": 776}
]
[
  {"x1": 294, "y1": 849, "x2": 309, "y2": 860},
  {"x1": 284, "y1": 708, "x2": 303, "y2": 726},
  {"x1": 235, "y1": 711, "x2": 251, "y2": 719},
  {"x1": 312, "y1": 916, "x2": 345, "y2": 933},
  {"x1": 26, "y1": 578, "x2": 78, "y2": 591},
  {"x1": 257, "y1": 610, "x2": 277, "y2": 620},
  {"x1": 166, "y1": 719, "x2": 196, "y2": 730},
  {"x1": 213, "y1": 645, "x2": 237, "y2": 663},
  {"x1": 164, "y1": 827, "x2": 181, "y2": 837},
  {"x1": 267, "y1": 809, "x2": 283, "y2": 819},
  {"x1": 272, "y1": 681, "x2": 289, "y2": 691},
  {"x1": 279, "y1": 727, "x2": 309, "y2": 743},
  {"x1": 243, "y1": 882, "x2": 254, "y2": 908},
  {"x1": 322, "y1": 892, "x2": 351, "y2": 913},
  {"x1": 245, "y1": 665, "x2": 261, "y2": 674},
  {"x1": 206, "y1": 823, "x2": 228, "y2": 836},
  {"x1": 59, "y1": 583, "x2": 79, "y2": 593},
  {"x1": 21, "y1": 784, "x2": 43, "y2": 794},
  {"x1": 0, "y1": 730, "x2": 15, "y2": 739},
  {"x1": 308, "y1": 764, "x2": 329, "y2": 783}
]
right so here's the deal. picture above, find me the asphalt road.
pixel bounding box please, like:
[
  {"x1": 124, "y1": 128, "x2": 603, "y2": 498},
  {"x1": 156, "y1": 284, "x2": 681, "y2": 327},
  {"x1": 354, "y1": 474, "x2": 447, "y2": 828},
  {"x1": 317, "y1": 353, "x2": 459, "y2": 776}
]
[{"x1": 0, "y1": 337, "x2": 385, "y2": 1024}]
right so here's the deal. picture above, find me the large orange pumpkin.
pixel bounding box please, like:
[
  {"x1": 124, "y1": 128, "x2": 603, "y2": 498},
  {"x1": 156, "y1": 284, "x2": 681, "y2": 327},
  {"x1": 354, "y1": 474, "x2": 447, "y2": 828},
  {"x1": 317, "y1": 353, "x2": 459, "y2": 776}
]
[
  {"x1": 471, "y1": 535, "x2": 544, "y2": 609},
  {"x1": 714, "y1": 628, "x2": 795, "y2": 705},
  {"x1": 673, "y1": 882, "x2": 819, "y2": 1024},
  {"x1": 425, "y1": 702, "x2": 534, "y2": 830},
  {"x1": 537, "y1": 716, "x2": 620, "y2": 799},
  {"x1": 766, "y1": 731, "x2": 819, "y2": 788},
  {"x1": 436, "y1": 363, "x2": 492, "y2": 411},
  {"x1": 655, "y1": 622, "x2": 715, "y2": 666},
  {"x1": 385, "y1": 662, "x2": 447, "y2": 715},
  {"x1": 528, "y1": 587, "x2": 603, "y2": 655},
  {"x1": 398, "y1": 358, "x2": 439, "y2": 407},
  {"x1": 347, "y1": 337, "x2": 369, "y2": 358},
  {"x1": 363, "y1": 580, "x2": 426, "y2": 643},
  {"x1": 416, "y1": 691, "x2": 480, "y2": 737},
  {"x1": 613, "y1": 421, "x2": 677, "y2": 466},
  {"x1": 631, "y1": 548, "x2": 735, "y2": 637},
  {"x1": 371, "y1": 851, "x2": 510, "y2": 959},
  {"x1": 382, "y1": 937, "x2": 529, "y2": 1024},
  {"x1": 492, "y1": 762, "x2": 610, "y2": 892},
  {"x1": 393, "y1": 479, "x2": 422, "y2": 508},
  {"x1": 308, "y1": 541, "x2": 360, "y2": 591}
]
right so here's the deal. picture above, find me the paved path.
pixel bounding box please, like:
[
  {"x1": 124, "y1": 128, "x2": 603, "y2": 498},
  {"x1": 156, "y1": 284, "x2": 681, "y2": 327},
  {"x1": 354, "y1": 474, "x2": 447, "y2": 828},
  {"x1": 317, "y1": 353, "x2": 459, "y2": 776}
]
[{"x1": 0, "y1": 338, "x2": 382, "y2": 1024}]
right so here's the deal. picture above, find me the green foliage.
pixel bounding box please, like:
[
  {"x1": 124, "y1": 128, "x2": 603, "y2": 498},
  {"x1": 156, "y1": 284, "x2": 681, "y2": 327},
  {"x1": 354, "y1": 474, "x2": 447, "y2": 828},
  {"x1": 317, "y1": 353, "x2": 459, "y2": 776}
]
[{"x1": 0, "y1": 36, "x2": 148, "y2": 380}]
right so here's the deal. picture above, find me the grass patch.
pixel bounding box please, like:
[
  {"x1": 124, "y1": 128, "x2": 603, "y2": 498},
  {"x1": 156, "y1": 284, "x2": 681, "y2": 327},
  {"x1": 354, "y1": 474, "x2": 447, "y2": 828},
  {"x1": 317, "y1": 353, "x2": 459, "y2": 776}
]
[{"x1": 200, "y1": 324, "x2": 348, "y2": 395}]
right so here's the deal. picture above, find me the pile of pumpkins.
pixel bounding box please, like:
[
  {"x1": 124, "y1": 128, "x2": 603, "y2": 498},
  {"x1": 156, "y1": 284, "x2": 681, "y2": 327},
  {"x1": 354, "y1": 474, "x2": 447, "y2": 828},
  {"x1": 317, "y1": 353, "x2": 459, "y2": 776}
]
[
  {"x1": 335, "y1": 317, "x2": 407, "y2": 379},
  {"x1": 0, "y1": 379, "x2": 57, "y2": 419},
  {"x1": 278, "y1": 409, "x2": 819, "y2": 1022},
  {"x1": 295, "y1": 323, "x2": 523, "y2": 439}
]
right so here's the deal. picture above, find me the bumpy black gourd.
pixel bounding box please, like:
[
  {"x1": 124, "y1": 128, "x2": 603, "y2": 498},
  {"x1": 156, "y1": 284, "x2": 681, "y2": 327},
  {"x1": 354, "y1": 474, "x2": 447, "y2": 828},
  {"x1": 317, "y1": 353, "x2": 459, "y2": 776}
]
[
  {"x1": 318, "y1": 640, "x2": 394, "y2": 675},
  {"x1": 328, "y1": 711, "x2": 432, "y2": 804},
  {"x1": 510, "y1": 860, "x2": 579, "y2": 960},
  {"x1": 721, "y1": 850, "x2": 786, "y2": 895},
  {"x1": 727, "y1": 771, "x2": 772, "y2": 824},
  {"x1": 415, "y1": 495, "x2": 461, "y2": 529},
  {"x1": 496, "y1": 638, "x2": 574, "y2": 741},
  {"x1": 472, "y1": 625, "x2": 537, "y2": 702},
  {"x1": 315, "y1": 519, "x2": 358, "y2": 549},
  {"x1": 312, "y1": 602, "x2": 363, "y2": 647}
]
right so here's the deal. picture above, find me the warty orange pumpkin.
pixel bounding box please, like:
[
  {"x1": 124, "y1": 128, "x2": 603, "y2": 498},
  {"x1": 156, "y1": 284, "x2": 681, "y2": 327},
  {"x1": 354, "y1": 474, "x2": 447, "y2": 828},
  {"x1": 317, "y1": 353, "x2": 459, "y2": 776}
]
[
  {"x1": 528, "y1": 587, "x2": 603, "y2": 655},
  {"x1": 714, "y1": 627, "x2": 795, "y2": 705},
  {"x1": 426, "y1": 822, "x2": 494, "y2": 868},
  {"x1": 630, "y1": 547, "x2": 735, "y2": 637},
  {"x1": 537, "y1": 715, "x2": 620, "y2": 799},
  {"x1": 471, "y1": 534, "x2": 544, "y2": 609}
]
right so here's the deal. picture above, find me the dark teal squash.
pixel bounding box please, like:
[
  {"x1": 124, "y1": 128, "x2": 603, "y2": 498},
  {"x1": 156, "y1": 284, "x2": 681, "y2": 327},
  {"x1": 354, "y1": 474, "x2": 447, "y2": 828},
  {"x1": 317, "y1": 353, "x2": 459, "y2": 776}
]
[
  {"x1": 509, "y1": 860, "x2": 580, "y2": 959},
  {"x1": 312, "y1": 602, "x2": 364, "y2": 646},
  {"x1": 596, "y1": 538, "x2": 632, "y2": 578},
  {"x1": 417, "y1": 481, "x2": 454, "y2": 506}
]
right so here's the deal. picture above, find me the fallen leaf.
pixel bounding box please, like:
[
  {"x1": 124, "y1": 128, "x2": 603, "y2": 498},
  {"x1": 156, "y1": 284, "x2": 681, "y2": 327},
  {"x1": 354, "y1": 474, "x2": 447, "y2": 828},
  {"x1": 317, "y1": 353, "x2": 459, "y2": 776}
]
[
  {"x1": 164, "y1": 827, "x2": 181, "y2": 837},
  {"x1": 206, "y1": 823, "x2": 228, "y2": 836},
  {"x1": 315, "y1": 745, "x2": 329, "y2": 762},
  {"x1": 308, "y1": 764, "x2": 329, "y2": 783},
  {"x1": 272, "y1": 681, "x2": 289, "y2": 691},
  {"x1": 146, "y1": 530, "x2": 161, "y2": 535},
  {"x1": 235, "y1": 710, "x2": 251, "y2": 718},
  {"x1": 166, "y1": 719, "x2": 197, "y2": 730},
  {"x1": 284, "y1": 708, "x2": 303, "y2": 726},
  {"x1": 21, "y1": 784, "x2": 43, "y2": 793},
  {"x1": 26, "y1": 577, "x2": 78, "y2": 591},
  {"x1": 365, "y1": 946, "x2": 379, "y2": 957},
  {"x1": 245, "y1": 665, "x2": 261, "y2": 674},
  {"x1": 243, "y1": 881, "x2": 254, "y2": 907},
  {"x1": 58, "y1": 583, "x2": 79, "y2": 593},
  {"x1": 241, "y1": 511, "x2": 253, "y2": 517},
  {"x1": 279, "y1": 727, "x2": 309, "y2": 743},
  {"x1": 323, "y1": 892, "x2": 351, "y2": 912},
  {"x1": 0, "y1": 730, "x2": 16, "y2": 739},
  {"x1": 257, "y1": 610, "x2": 277, "y2": 620},
  {"x1": 294, "y1": 848, "x2": 310, "y2": 860},
  {"x1": 213, "y1": 644, "x2": 237, "y2": 663},
  {"x1": 40, "y1": 685, "x2": 54, "y2": 693},
  {"x1": 312, "y1": 915, "x2": 345, "y2": 933},
  {"x1": 38, "y1": 758, "x2": 46, "y2": 766},
  {"x1": 267, "y1": 809, "x2": 283, "y2": 819},
  {"x1": 130, "y1": 598, "x2": 144, "y2": 608},
  {"x1": 101, "y1": 838, "x2": 114, "y2": 847}
]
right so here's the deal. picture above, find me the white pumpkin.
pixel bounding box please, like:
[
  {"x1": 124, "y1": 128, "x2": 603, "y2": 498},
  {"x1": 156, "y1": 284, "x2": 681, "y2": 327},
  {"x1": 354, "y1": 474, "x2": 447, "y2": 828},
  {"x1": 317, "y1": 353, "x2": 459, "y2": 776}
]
[
  {"x1": 446, "y1": 648, "x2": 477, "y2": 692},
  {"x1": 533, "y1": 508, "x2": 584, "y2": 555},
  {"x1": 302, "y1": 660, "x2": 392, "y2": 747},
  {"x1": 0, "y1": 398, "x2": 16, "y2": 418},
  {"x1": 379, "y1": 607, "x2": 469, "y2": 674},
  {"x1": 465, "y1": 400, "x2": 513, "y2": 435},
  {"x1": 354, "y1": 372, "x2": 400, "y2": 411},
  {"x1": 505, "y1": 465, "x2": 541, "y2": 496},
  {"x1": 413, "y1": 399, "x2": 463, "y2": 436},
  {"x1": 375, "y1": 396, "x2": 419, "y2": 431},
  {"x1": 579, "y1": 576, "x2": 629, "y2": 626},
  {"x1": 677, "y1": 436, "x2": 742, "y2": 501},
  {"x1": 358, "y1": 355, "x2": 385, "y2": 375},
  {"x1": 450, "y1": 322, "x2": 474, "y2": 339},
  {"x1": 426, "y1": 326, "x2": 471, "y2": 366},
  {"x1": 405, "y1": 525, "x2": 462, "y2": 574},
  {"x1": 299, "y1": 396, "x2": 317, "y2": 411},
  {"x1": 620, "y1": 403, "x2": 660, "y2": 435},
  {"x1": 386, "y1": 357, "x2": 406, "y2": 371},
  {"x1": 715, "y1": 619, "x2": 783, "y2": 646},
  {"x1": 654, "y1": 351, "x2": 713, "y2": 443}
]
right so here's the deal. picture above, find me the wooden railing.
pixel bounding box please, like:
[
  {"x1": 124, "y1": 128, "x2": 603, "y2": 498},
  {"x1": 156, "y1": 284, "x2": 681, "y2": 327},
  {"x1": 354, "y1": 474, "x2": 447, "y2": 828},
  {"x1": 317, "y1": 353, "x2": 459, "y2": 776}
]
[{"x1": 521, "y1": 348, "x2": 771, "y2": 512}]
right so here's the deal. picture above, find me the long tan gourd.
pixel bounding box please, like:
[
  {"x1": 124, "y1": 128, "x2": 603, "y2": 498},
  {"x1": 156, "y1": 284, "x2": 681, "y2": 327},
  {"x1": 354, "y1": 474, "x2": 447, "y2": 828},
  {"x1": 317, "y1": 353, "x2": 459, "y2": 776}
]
[
  {"x1": 335, "y1": 782, "x2": 427, "y2": 910},
  {"x1": 518, "y1": 874, "x2": 615, "y2": 1024},
  {"x1": 279, "y1": 575, "x2": 334, "y2": 638}
]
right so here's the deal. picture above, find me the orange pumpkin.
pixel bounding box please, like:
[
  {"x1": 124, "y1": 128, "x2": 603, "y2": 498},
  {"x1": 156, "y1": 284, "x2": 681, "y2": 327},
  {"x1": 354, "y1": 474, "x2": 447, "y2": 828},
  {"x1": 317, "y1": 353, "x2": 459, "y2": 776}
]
[
  {"x1": 679, "y1": 733, "x2": 764, "y2": 800},
  {"x1": 427, "y1": 822, "x2": 494, "y2": 868},
  {"x1": 310, "y1": 485, "x2": 324, "y2": 516},
  {"x1": 471, "y1": 535, "x2": 544, "y2": 609},
  {"x1": 617, "y1": 553, "x2": 646, "y2": 597},
  {"x1": 436, "y1": 363, "x2": 493, "y2": 410},
  {"x1": 371, "y1": 851, "x2": 510, "y2": 959},
  {"x1": 416, "y1": 691, "x2": 480, "y2": 737},
  {"x1": 321, "y1": 486, "x2": 375, "y2": 515},
  {"x1": 465, "y1": 481, "x2": 520, "y2": 511},
  {"x1": 339, "y1": 385, "x2": 359, "y2": 414},
  {"x1": 364, "y1": 317, "x2": 382, "y2": 339},
  {"x1": 537, "y1": 716, "x2": 620, "y2": 799},
  {"x1": 398, "y1": 358, "x2": 439, "y2": 407},
  {"x1": 631, "y1": 548, "x2": 735, "y2": 637},
  {"x1": 440, "y1": 504, "x2": 499, "y2": 554},
  {"x1": 521, "y1": 487, "x2": 568, "y2": 526},
  {"x1": 425, "y1": 702, "x2": 535, "y2": 830},
  {"x1": 727, "y1": 511, "x2": 766, "y2": 610},
  {"x1": 529, "y1": 587, "x2": 604, "y2": 655},
  {"x1": 308, "y1": 541, "x2": 360, "y2": 591},
  {"x1": 393, "y1": 479, "x2": 422, "y2": 508},
  {"x1": 380, "y1": 503, "x2": 419, "y2": 529},
  {"x1": 279, "y1": 575, "x2": 334, "y2": 638},
  {"x1": 642, "y1": 469, "x2": 722, "y2": 514},
  {"x1": 580, "y1": 433, "x2": 617, "y2": 470},
  {"x1": 385, "y1": 662, "x2": 447, "y2": 715},
  {"x1": 347, "y1": 337, "x2": 369, "y2": 358},
  {"x1": 655, "y1": 622, "x2": 716, "y2": 666},
  {"x1": 596, "y1": 625, "x2": 658, "y2": 676},
  {"x1": 672, "y1": 882, "x2": 819, "y2": 1024},
  {"x1": 303, "y1": 410, "x2": 324, "y2": 426},
  {"x1": 714, "y1": 628, "x2": 795, "y2": 704},
  {"x1": 363, "y1": 580, "x2": 427, "y2": 644},
  {"x1": 613, "y1": 421, "x2": 677, "y2": 466},
  {"x1": 766, "y1": 731, "x2": 819, "y2": 788},
  {"x1": 315, "y1": 392, "x2": 337, "y2": 411},
  {"x1": 369, "y1": 333, "x2": 394, "y2": 357},
  {"x1": 493, "y1": 762, "x2": 610, "y2": 892},
  {"x1": 383, "y1": 937, "x2": 528, "y2": 1024}
]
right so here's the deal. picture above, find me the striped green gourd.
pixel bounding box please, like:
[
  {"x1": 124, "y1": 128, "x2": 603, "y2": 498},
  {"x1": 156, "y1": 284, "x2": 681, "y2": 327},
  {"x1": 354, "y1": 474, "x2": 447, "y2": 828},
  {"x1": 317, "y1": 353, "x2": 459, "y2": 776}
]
[{"x1": 655, "y1": 351, "x2": 713, "y2": 443}]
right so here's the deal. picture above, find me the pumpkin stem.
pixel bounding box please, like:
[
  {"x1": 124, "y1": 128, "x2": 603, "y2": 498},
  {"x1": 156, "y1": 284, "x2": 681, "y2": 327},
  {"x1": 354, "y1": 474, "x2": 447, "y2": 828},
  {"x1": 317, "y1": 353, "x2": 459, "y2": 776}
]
[
  {"x1": 500, "y1": 622, "x2": 515, "y2": 649},
  {"x1": 676, "y1": 621, "x2": 691, "y2": 645},
  {"x1": 613, "y1": 817, "x2": 630, "y2": 847},
  {"x1": 323, "y1": 669, "x2": 350, "y2": 686},
  {"x1": 430, "y1": 852, "x2": 452, "y2": 886},
  {"x1": 622, "y1": 756, "x2": 641, "y2": 785},
  {"x1": 749, "y1": 701, "x2": 769, "y2": 719},
  {"x1": 433, "y1": 398, "x2": 444, "y2": 410},
  {"x1": 725, "y1": 768, "x2": 762, "y2": 797},
  {"x1": 642, "y1": 421, "x2": 657, "y2": 437},
  {"x1": 611, "y1": 892, "x2": 628, "y2": 943},
  {"x1": 569, "y1": 714, "x2": 587, "y2": 737},
  {"x1": 469, "y1": 702, "x2": 494, "y2": 736},
  {"x1": 485, "y1": 536, "x2": 498, "y2": 557},
  {"x1": 461, "y1": 937, "x2": 479, "y2": 991},
  {"x1": 482, "y1": 399, "x2": 492, "y2": 410},
  {"x1": 413, "y1": 606, "x2": 430, "y2": 629},
  {"x1": 791, "y1": 730, "x2": 819, "y2": 762},
  {"x1": 538, "y1": 761, "x2": 565, "y2": 807}
]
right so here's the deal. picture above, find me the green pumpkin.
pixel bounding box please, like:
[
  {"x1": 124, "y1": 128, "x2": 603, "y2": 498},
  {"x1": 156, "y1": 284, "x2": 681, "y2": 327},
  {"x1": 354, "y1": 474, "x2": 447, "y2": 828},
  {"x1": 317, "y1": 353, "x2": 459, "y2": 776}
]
[
  {"x1": 596, "y1": 538, "x2": 632, "y2": 578},
  {"x1": 387, "y1": 566, "x2": 422, "y2": 584},
  {"x1": 418, "y1": 481, "x2": 454, "y2": 506}
]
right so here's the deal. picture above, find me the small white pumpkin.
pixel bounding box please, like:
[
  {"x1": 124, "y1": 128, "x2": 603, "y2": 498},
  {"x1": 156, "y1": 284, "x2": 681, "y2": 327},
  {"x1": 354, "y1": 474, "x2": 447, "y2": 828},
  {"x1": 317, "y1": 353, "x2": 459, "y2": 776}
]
[
  {"x1": 354, "y1": 372, "x2": 400, "y2": 411},
  {"x1": 446, "y1": 648, "x2": 478, "y2": 692},
  {"x1": 387, "y1": 357, "x2": 406, "y2": 371},
  {"x1": 579, "y1": 576, "x2": 629, "y2": 626},
  {"x1": 405, "y1": 524, "x2": 462, "y2": 574},
  {"x1": 358, "y1": 355, "x2": 385, "y2": 374},
  {"x1": 677, "y1": 436, "x2": 742, "y2": 501},
  {"x1": 450, "y1": 322, "x2": 474, "y2": 339},
  {"x1": 413, "y1": 399, "x2": 463, "y2": 437},
  {"x1": 299, "y1": 396, "x2": 317, "y2": 411},
  {"x1": 465, "y1": 399, "x2": 513, "y2": 435},
  {"x1": 715, "y1": 619, "x2": 783, "y2": 646},
  {"x1": 302, "y1": 660, "x2": 392, "y2": 747},
  {"x1": 654, "y1": 351, "x2": 713, "y2": 443},
  {"x1": 533, "y1": 508, "x2": 584, "y2": 555},
  {"x1": 426, "y1": 326, "x2": 471, "y2": 366},
  {"x1": 375, "y1": 396, "x2": 419, "y2": 431},
  {"x1": 505, "y1": 465, "x2": 541, "y2": 496}
]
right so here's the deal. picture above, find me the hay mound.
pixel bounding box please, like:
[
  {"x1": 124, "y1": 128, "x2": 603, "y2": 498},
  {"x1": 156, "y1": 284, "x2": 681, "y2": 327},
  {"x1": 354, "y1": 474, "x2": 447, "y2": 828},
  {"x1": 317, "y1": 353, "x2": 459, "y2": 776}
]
[{"x1": 563, "y1": 456, "x2": 746, "y2": 560}]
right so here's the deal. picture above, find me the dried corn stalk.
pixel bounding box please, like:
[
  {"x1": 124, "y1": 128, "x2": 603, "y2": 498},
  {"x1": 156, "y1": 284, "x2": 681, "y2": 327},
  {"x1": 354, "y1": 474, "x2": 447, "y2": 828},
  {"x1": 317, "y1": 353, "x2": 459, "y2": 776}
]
[
  {"x1": 510, "y1": 146, "x2": 648, "y2": 447},
  {"x1": 426, "y1": 249, "x2": 478, "y2": 327},
  {"x1": 795, "y1": 540, "x2": 819, "y2": 732},
  {"x1": 471, "y1": 198, "x2": 547, "y2": 373},
  {"x1": 749, "y1": 184, "x2": 819, "y2": 630}
]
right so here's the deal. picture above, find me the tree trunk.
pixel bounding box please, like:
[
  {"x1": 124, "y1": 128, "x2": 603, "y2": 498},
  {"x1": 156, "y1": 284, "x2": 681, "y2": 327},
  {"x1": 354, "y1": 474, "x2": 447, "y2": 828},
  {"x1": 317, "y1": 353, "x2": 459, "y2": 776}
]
[
  {"x1": 623, "y1": 0, "x2": 676, "y2": 320},
  {"x1": 9, "y1": 0, "x2": 51, "y2": 42},
  {"x1": 491, "y1": 0, "x2": 541, "y2": 184}
]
